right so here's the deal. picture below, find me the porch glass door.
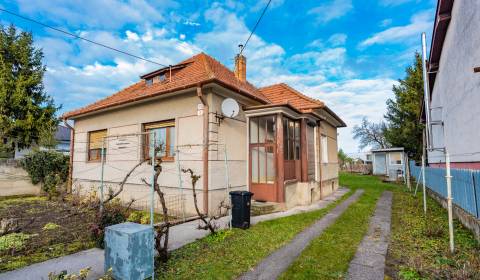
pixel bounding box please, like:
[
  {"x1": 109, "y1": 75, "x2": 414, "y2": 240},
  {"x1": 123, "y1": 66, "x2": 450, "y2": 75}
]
[{"x1": 249, "y1": 115, "x2": 276, "y2": 201}]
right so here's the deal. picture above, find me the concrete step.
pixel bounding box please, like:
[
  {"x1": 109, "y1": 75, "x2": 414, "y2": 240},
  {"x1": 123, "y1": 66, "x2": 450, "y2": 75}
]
[{"x1": 251, "y1": 201, "x2": 282, "y2": 216}]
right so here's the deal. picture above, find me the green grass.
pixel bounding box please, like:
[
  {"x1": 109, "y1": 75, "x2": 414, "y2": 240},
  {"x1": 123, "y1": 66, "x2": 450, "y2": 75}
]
[
  {"x1": 156, "y1": 189, "x2": 353, "y2": 279},
  {"x1": 387, "y1": 177, "x2": 480, "y2": 279},
  {"x1": 280, "y1": 172, "x2": 394, "y2": 279},
  {"x1": 279, "y1": 172, "x2": 479, "y2": 280}
]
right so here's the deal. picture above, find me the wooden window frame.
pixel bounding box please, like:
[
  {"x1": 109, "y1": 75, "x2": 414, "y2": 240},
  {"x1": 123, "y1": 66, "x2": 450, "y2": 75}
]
[
  {"x1": 87, "y1": 129, "x2": 107, "y2": 162},
  {"x1": 143, "y1": 120, "x2": 175, "y2": 162},
  {"x1": 283, "y1": 118, "x2": 300, "y2": 161}
]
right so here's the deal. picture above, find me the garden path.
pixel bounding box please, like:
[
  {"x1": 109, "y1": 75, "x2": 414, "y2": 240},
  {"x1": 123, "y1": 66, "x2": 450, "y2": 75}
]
[
  {"x1": 238, "y1": 189, "x2": 364, "y2": 280},
  {"x1": 346, "y1": 191, "x2": 393, "y2": 280}
]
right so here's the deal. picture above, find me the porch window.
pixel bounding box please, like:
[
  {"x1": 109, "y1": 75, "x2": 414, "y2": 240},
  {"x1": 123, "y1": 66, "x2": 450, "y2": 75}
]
[
  {"x1": 88, "y1": 129, "x2": 107, "y2": 161},
  {"x1": 283, "y1": 118, "x2": 300, "y2": 160},
  {"x1": 249, "y1": 116, "x2": 276, "y2": 184},
  {"x1": 144, "y1": 120, "x2": 175, "y2": 161}
]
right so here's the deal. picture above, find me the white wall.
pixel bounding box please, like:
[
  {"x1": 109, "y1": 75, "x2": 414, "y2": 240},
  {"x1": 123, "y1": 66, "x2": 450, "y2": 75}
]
[{"x1": 428, "y1": 0, "x2": 480, "y2": 163}]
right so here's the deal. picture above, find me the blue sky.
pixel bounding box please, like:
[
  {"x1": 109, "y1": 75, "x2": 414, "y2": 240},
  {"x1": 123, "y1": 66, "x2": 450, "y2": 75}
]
[{"x1": 1, "y1": 0, "x2": 437, "y2": 153}]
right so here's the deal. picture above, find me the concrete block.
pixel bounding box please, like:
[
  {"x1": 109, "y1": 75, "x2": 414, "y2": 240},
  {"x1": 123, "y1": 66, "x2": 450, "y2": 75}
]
[{"x1": 105, "y1": 222, "x2": 154, "y2": 280}]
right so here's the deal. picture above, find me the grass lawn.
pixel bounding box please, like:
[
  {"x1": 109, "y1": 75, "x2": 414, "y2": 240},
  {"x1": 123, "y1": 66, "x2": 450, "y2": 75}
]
[
  {"x1": 156, "y1": 190, "x2": 353, "y2": 279},
  {"x1": 281, "y1": 172, "x2": 479, "y2": 280},
  {"x1": 280, "y1": 172, "x2": 394, "y2": 279},
  {"x1": 0, "y1": 196, "x2": 95, "y2": 272}
]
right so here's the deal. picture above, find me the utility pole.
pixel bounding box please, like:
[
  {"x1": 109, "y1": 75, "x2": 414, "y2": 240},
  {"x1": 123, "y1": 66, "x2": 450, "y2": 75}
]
[{"x1": 100, "y1": 137, "x2": 105, "y2": 213}]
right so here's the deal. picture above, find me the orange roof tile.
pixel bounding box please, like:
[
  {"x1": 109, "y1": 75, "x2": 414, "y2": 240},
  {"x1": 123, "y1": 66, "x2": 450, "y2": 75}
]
[
  {"x1": 63, "y1": 53, "x2": 270, "y2": 119},
  {"x1": 259, "y1": 83, "x2": 324, "y2": 111}
]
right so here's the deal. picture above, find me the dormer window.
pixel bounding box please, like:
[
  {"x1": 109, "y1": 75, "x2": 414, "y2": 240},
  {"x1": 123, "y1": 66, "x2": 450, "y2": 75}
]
[
  {"x1": 158, "y1": 73, "x2": 166, "y2": 82},
  {"x1": 146, "y1": 78, "x2": 153, "y2": 86}
]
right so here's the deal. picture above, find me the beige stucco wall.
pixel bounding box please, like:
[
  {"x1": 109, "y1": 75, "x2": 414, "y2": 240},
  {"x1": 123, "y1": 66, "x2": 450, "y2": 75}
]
[
  {"x1": 0, "y1": 163, "x2": 40, "y2": 196},
  {"x1": 71, "y1": 86, "x2": 257, "y2": 215}
]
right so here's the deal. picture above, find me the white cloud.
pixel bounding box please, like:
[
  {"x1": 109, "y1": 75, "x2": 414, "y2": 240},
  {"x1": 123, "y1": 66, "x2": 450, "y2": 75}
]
[
  {"x1": 308, "y1": 0, "x2": 353, "y2": 24},
  {"x1": 379, "y1": 0, "x2": 417, "y2": 7},
  {"x1": 359, "y1": 10, "x2": 433, "y2": 48},
  {"x1": 179, "y1": 34, "x2": 186, "y2": 40},
  {"x1": 125, "y1": 30, "x2": 140, "y2": 41},
  {"x1": 328, "y1": 33, "x2": 347, "y2": 46},
  {"x1": 379, "y1": 18, "x2": 393, "y2": 27}
]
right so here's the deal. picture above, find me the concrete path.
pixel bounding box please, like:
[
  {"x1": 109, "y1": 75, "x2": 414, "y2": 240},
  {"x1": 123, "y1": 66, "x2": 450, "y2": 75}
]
[
  {"x1": 346, "y1": 191, "x2": 393, "y2": 280},
  {"x1": 0, "y1": 188, "x2": 349, "y2": 280},
  {"x1": 238, "y1": 189, "x2": 364, "y2": 280}
]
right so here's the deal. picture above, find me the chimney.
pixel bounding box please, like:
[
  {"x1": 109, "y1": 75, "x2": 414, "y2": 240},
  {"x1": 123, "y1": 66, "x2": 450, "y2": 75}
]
[{"x1": 234, "y1": 44, "x2": 247, "y2": 82}]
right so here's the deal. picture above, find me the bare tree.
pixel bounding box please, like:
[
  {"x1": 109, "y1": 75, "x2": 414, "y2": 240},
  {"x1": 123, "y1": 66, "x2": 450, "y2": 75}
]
[
  {"x1": 352, "y1": 117, "x2": 390, "y2": 150},
  {"x1": 181, "y1": 168, "x2": 229, "y2": 234}
]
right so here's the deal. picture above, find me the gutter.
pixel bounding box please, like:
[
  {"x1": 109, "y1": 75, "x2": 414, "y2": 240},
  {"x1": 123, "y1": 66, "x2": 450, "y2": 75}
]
[{"x1": 63, "y1": 119, "x2": 74, "y2": 193}]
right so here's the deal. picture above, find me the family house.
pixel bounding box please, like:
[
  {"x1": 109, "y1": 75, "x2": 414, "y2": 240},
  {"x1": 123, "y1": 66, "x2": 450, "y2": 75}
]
[{"x1": 62, "y1": 52, "x2": 345, "y2": 215}]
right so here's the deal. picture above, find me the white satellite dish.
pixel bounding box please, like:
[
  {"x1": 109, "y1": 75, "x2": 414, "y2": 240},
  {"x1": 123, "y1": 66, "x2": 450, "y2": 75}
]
[{"x1": 221, "y1": 98, "x2": 240, "y2": 118}]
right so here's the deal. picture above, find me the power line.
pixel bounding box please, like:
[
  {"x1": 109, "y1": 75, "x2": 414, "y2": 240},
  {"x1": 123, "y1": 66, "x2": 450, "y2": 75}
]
[
  {"x1": 239, "y1": 0, "x2": 272, "y2": 55},
  {"x1": 0, "y1": 8, "x2": 167, "y2": 67}
]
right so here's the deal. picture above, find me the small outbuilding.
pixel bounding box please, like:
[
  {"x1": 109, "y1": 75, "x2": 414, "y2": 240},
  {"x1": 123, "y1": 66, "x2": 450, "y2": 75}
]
[{"x1": 371, "y1": 147, "x2": 406, "y2": 181}]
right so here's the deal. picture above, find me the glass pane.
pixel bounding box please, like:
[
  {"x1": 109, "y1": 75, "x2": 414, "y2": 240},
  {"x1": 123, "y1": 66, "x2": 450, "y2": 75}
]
[
  {"x1": 250, "y1": 118, "x2": 258, "y2": 143},
  {"x1": 266, "y1": 146, "x2": 275, "y2": 183},
  {"x1": 295, "y1": 121, "x2": 300, "y2": 140},
  {"x1": 289, "y1": 120, "x2": 295, "y2": 141},
  {"x1": 169, "y1": 127, "x2": 175, "y2": 156},
  {"x1": 288, "y1": 137, "x2": 294, "y2": 160},
  {"x1": 251, "y1": 147, "x2": 258, "y2": 183},
  {"x1": 150, "y1": 128, "x2": 167, "y2": 157},
  {"x1": 266, "y1": 116, "x2": 275, "y2": 143},
  {"x1": 258, "y1": 146, "x2": 266, "y2": 183},
  {"x1": 258, "y1": 117, "x2": 266, "y2": 143}
]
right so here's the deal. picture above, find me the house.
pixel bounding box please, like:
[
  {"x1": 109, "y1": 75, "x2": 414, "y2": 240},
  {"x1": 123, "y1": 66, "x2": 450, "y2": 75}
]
[
  {"x1": 425, "y1": 0, "x2": 480, "y2": 169},
  {"x1": 62, "y1": 52, "x2": 346, "y2": 215},
  {"x1": 13, "y1": 125, "x2": 72, "y2": 159},
  {"x1": 371, "y1": 148, "x2": 406, "y2": 181}
]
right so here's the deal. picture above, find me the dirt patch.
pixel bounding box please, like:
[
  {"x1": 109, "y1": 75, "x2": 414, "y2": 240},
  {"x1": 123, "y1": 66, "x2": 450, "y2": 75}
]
[{"x1": 0, "y1": 196, "x2": 95, "y2": 272}]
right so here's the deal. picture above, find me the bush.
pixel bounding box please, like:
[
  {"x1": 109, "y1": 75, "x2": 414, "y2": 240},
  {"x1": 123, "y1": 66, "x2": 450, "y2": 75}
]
[
  {"x1": 90, "y1": 201, "x2": 128, "y2": 248},
  {"x1": 21, "y1": 150, "x2": 69, "y2": 196}
]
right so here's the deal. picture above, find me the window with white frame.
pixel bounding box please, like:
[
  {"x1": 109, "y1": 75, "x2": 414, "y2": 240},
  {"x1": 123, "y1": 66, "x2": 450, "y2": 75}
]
[{"x1": 321, "y1": 135, "x2": 328, "y2": 163}]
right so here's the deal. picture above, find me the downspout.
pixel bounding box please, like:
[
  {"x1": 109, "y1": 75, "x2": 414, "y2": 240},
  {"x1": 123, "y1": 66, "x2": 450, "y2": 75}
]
[
  {"x1": 317, "y1": 120, "x2": 323, "y2": 199},
  {"x1": 63, "y1": 119, "x2": 74, "y2": 193},
  {"x1": 197, "y1": 85, "x2": 209, "y2": 214}
]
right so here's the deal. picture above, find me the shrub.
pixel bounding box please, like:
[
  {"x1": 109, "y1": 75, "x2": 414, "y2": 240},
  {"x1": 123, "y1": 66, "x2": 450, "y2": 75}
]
[
  {"x1": 21, "y1": 150, "x2": 69, "y2": 197},
  {"x1": 90, "y1": 201, "x2": 128, "y2": 248},
  {"x1": 127, "y1": 211, "x2": 143, "y2": 224},
  {"x1": 0, "y1": 233, "x2": 33, "y2": 252}
]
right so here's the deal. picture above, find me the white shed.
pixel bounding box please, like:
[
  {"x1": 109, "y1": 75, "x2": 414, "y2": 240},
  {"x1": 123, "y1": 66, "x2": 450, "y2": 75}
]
[{"x1": 371, "y1": 147, "x2": 406, "y2": 181}]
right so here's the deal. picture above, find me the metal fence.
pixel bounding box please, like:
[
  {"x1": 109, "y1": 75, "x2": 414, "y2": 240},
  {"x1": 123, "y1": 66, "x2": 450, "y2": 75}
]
[{"x1": 409, "y1": 160, "x2": 480, "y2": 219}]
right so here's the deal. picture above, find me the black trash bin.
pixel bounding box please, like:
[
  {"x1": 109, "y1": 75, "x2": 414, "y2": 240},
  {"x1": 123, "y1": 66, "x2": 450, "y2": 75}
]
[{"x1": 230, "y1": 191, "x2": 253, "y2": 229}]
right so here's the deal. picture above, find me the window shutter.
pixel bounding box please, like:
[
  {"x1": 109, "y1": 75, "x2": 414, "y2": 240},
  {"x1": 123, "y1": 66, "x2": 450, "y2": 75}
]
[{"x1": 89, "y1": 130, "x2": 107, "y2": 149}]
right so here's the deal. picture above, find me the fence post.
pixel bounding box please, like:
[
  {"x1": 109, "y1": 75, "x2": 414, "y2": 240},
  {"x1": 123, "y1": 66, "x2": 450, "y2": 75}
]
[
  {"x1": 406, "y1": 156, "x2": 411, "y2": 191},
  {"x1": 100, "y1": 137, "x2": 105, "y2": 213},
  {"x1": 421, "y1": 155, "x2": 427, "y2": 214},
  {"x1": 472, "y1": 171, "x2": 479, "y2": 219},
  {"x1": 445, "y1": 152, "x2": 455, "y2": 253}
]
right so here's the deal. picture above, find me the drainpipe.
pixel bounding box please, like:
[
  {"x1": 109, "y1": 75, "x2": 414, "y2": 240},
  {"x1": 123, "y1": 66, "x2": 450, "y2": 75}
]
[
  {"x1": 197, "y1": 85, "x2": 209, "y2": 214},
  {"x1": 317, "y1": 120, "x2": 323, "y2": 199},
  {"x1": 63, "y1": 119, "x2": 74, "y2": 193}
]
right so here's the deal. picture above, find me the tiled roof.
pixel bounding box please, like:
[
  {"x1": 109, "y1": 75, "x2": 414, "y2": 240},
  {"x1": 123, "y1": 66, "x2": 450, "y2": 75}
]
[
  {"x1": 63, "y1": 53, "x2": 270, "y2": 119},
  {"x1": 259, "y1": 83, "x2": 324, "y2": 111}
]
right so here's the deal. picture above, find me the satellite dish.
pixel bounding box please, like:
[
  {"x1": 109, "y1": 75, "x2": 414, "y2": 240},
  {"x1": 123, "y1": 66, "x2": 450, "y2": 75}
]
[{"x1": 221, "y1": 98, "x2": 240, "y2": 118}]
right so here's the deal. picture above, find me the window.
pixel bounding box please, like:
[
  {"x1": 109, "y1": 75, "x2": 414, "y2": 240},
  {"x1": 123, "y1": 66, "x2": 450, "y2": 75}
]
[
  {"x1": 283, "y1": 118, "x2": 300, "y2": 160},
  {"x1": 321, "y1": 135, "x2": 328, "y2": 163},
  {"x1": 389, "y1": 152, "x2": 402, "y2": 165},
  {"x1": 146, "y1": 78, "x2": 153, "y2": 86},
  {"x1": 249, "y1": 116, "x2": 276, "y2": 184},
  {"x1": 144, "y1": 120, "x2": 175, "y2": 161},
  {"x1": 88, "y1": 129, "x2": 107, "y2": 161}
]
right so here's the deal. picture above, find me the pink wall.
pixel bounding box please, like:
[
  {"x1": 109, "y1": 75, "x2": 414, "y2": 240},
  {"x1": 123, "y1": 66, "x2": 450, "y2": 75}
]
[{"x1": 430, "y1": 162, "x2": 480, "y2": 170}]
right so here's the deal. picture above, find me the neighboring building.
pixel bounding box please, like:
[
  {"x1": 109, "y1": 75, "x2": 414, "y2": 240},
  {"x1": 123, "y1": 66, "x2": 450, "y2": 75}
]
[
  {"x1": 63, "y1": 52, "x2": 346, "y2": 215},
  {"x1": 371, "y1": 148, "x2": 406, "y2": 181},
  {"x1": 365, "y1": 153, "x2": 372, "y2": 164},
  {"x1": 426, "y1": 0, "x2": 480, "y2": 169},
  {"x1": 13, "y1": 125, "x2": 72, "y2": 159}
]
